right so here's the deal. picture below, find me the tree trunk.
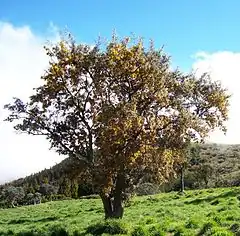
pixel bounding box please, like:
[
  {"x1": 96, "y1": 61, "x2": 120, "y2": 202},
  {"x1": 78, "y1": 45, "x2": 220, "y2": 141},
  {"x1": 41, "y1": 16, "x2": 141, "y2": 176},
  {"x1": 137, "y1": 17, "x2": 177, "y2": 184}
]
[
  {"x1": 100, "y1": 194, "x2": 124, "y2": 219},
  {"x1": 112, "y1": 172, "x2": 124, "y2": 218},
  {"x1": 11, "y1": 201, "x2": 15, "y2": 208},
  {"x1": 100, "y1": 194, "x2": 113, "y2": 219},
  {"x1": 180, "y1": 167, "x2": 185, "y2": 193},
  {"x1": 100, "y1": 172, "x2": 125, "y2": 219},
  {"x1": 204, "y1": 178, "x2": 208, "y2": 188},
  {"x1": 112, "y1": 195, "x2": 124, "y2": 219}
]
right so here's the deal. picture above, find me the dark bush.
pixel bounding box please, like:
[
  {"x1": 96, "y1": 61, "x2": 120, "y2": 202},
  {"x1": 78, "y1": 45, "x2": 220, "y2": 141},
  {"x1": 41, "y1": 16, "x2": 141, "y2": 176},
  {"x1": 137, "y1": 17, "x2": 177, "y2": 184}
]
[
  {"x1": 148, "y1": 225, "x2": 166, "y2": 236},
  {"x1": 39, "y1": 184, "x2": 58, "y2": 199},
  {"x1": 48, "y1": 225, "x2": 69, "y2": 236},
  {"x1": 51, "y1": 194, "x2": 71, "y2": 201},
  {"x1": 16, "y1": 232, "x2": 36, "y2": 236},
  {"x1": 135, "y1": 183, "x2": 160, "y2": 196},
  {"x1": 79, "y1": 194, "x2": 100, "y2": 199},
  {"x1": 230, "y1": 223, "x2": 240, "y2": 234},
  {"x1": 198, "y1": 222, "x2": 214, "y2": 236},
  {"x1": 131, "y1": 226, "x2": 148, "y2": 236},
  {"x1": 86, "y1": 220, "x2": 128, "y2": 235},
  {"x1": 185, "y1": 219, "x2": 199, "y2": 229}
]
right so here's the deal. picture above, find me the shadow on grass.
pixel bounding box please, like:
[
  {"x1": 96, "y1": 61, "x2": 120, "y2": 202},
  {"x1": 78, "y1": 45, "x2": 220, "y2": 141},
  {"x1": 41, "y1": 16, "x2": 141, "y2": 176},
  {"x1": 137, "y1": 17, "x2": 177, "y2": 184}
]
[
  {"x1": 0, "y1": 225, "x2": 69, "y2": 236},
  {"x1": 8, "y1": 216, "x2": 58, "y2": 225},
  {"x1": 185, "y1": 188, "x2": 240, "y2": 205},
  {"x1": 0, "y1": 225, "x2": 123, "y2": 236},
  {"x1": 0, "y1": 220, "x2": 130, "y2": 236}
]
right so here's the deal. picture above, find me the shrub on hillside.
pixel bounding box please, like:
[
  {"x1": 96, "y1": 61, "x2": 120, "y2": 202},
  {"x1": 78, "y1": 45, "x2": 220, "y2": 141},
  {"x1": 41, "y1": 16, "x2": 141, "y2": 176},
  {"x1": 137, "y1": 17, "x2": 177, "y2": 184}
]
[
  {"x1": 51, "y1": 194, "x2": 71, "y2": 201},
  {"x1": 39, "y1": 184, "x2": 58, "y2": 199},
  {"x1": 135, "y1": 183, "x2": 160, "y2": 196}
]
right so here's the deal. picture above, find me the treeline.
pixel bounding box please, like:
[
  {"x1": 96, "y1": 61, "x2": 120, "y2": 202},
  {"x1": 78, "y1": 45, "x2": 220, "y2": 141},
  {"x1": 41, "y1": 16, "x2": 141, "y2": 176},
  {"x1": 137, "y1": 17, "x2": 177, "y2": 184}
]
[
  {"x1": 132, "y1": 143, "x2": 240, "y2": 196},
  {"x1": 0, "y1": 158, "x2": 94, "y2": 208},
  {"x1": 168, "y1": 143, "x2": 240, "y2": 192},
  {"x1": 1, "y1": 143, "x2": 240, "y2": 208}
]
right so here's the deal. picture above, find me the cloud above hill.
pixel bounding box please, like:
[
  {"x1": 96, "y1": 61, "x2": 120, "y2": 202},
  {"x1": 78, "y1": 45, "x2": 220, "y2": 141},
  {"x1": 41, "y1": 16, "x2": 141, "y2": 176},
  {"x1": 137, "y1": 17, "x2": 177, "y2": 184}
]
[
  {"x1": 192, "y1": 51, "x2": 240, "y2": 144},
  {"x1": 0, "y1": 22, "x2": 64, "y2": 184}
]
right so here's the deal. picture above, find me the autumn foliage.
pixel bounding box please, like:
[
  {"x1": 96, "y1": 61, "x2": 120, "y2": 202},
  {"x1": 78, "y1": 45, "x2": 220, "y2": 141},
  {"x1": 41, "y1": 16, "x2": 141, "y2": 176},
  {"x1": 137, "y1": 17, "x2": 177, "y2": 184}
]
[{"x1": 4, "y1": 34, "x2": 229, "y2": 218}]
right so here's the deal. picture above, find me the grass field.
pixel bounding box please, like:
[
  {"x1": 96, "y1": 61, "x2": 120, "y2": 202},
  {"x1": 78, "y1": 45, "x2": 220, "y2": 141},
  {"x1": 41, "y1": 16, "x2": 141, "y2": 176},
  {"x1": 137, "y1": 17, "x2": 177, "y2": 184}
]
[{"x1": 0, "y1": 187, "x2": 240, "y2": 235}]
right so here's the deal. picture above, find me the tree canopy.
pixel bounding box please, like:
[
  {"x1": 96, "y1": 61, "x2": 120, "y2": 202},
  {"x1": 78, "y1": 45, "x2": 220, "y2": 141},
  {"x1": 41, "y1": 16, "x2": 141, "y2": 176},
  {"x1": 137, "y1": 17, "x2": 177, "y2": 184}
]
[{"x1": 4, "y1": 34, "x2": 230, "y2": 218}]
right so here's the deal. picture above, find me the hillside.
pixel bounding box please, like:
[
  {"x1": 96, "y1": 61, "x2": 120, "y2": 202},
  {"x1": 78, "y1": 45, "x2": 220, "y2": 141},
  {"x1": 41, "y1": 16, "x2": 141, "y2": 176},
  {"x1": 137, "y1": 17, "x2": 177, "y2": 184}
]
[
  {"x1": 0, "y1": 187, "x2": 240, "y2": 235},
  {"x1": 1, "y1": 143, "x2": 240, "y2": 198},
  {"x1": 199, "y1": 143, "x2": 240, "y2": 186},
  {"x1": 0, "y1": 157, "x2": 94, "y2": 200}
]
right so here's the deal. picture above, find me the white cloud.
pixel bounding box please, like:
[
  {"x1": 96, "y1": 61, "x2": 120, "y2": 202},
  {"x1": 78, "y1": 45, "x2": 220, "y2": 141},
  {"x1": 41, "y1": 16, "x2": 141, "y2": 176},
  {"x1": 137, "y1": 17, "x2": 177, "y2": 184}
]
[
  {"x1": 0, "y1": 22, "x2": 64, "y2": 184},
  {"x1": 192, "y1": 51, "x2": 240, "y2": 144}
]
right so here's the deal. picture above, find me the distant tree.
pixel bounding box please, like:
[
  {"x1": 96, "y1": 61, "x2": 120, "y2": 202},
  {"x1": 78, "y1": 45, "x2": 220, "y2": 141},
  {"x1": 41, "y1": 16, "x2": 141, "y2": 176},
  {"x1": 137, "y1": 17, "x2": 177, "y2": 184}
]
[
  {"x1": 78, "y1": 182, "x2": 94, "y2": 197},
  {"x1": 28, "y1": 184, "x2": 35, "y2": 194},
  {"x1": 4, "y1": 33, "x2": 229, "y2": 218},
  {"x1": 31, "y1": 178, "x2": 40, "y2": 192},
  {"x1": 0, "y1": 188, "x2": 4, "y2": 203},
  {"x1": 195, "y1": 163, "x2": 214, "y2": 187},
  {"x1": 25, "y1": 192, "x2": 42, "y2": 205},
  {"x1": 185, "y1": 144, "x2": 214, "y2": 188},
  {"x1": 179, "y1": 164, "x2": 185, "y2": 193},
  {"x1": 2, "y1": 186, "x2": 25, "y2": 207},
  {"x1": 42, "y1": 176, "x2": 49, "y2": 184},
  {"x1": 39, "y1": 184, "x2": 58, "y2": 200},
  {"x1": 58, "y1": 178, "x2": 71, "y2": 197},
  {"x1": 188, "y1": 144, "x2": 202, "y2": 166},
  {"x1": 71, "y1": 180, "x2": 79, "y2": 199},
  {"x1": 176, "y1": 143, "x2": 204, "y2": 193},
  {"x1": 25, "y1": 193, "x2": 34, "y2": 205},
  {"x1": 34, "y1": 192, "x2": 42, "y2": 204}
]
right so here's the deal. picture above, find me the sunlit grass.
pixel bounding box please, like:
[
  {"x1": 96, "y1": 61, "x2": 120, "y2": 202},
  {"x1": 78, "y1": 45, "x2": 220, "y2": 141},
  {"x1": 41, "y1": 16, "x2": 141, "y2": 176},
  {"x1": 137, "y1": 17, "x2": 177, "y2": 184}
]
[{"x1": 0, "y1": 187, "x2": 240, "y2": 235}]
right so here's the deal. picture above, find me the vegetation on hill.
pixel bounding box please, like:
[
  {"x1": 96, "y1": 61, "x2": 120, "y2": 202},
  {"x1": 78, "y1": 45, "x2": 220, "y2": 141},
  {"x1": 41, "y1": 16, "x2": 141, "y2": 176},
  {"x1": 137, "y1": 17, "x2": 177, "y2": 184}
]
[
  {"x1": 1, "y1": 142, "x2": 240, "y2": 209},
  {"x1": 171, "y1": 143, "x2": 240, "y2": 191},
  {"x1": 0, "y1": 187, "x2": 240, "y2": 235},
  {"x1": 0, "y1": 158, "x2": 94, "y2": 208}
]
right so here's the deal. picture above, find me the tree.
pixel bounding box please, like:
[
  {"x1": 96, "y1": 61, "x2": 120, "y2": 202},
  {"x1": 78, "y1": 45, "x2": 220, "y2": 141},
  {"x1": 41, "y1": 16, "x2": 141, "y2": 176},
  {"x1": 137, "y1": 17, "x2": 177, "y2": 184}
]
[
  {"x1": 2, "y1": 186, "x2": 25, "y2": 207},
  {"x1": 177, "y1": 143, "x2": 202, "y2": 193},
  {"x1": 188, "y1": 144, "x2": 201, "y2": 166},
  {"x1": 195, "y1": 163, "x2": 214, "y2": 187},
  {"x1": 71, "y1": 180, "x2": 79, "y2": 199},
  {"x1": 187, "y1": 144, "x2": 214, "y2": 188},
  {"x1": 4, "y1": 34, "x2": 229, "y2": 218},
  {"x1": 39, "y1": 184, "x2": 58, "y2": 200},
  {"x1": 25, "y1": 193, "x2": 35, "y2": 205},
  {"x1": 34, "y1": 192, "x2": 42, "y2": 204},
  {"x1": 25, "y1": 192, "x2": 42, "y2": 205},
  {"x1": 58, "y1": 178, "x2": 71, "y2": 197},
  {"x1": 42, "y1": 176, "x2": 49, "y2": 184}
]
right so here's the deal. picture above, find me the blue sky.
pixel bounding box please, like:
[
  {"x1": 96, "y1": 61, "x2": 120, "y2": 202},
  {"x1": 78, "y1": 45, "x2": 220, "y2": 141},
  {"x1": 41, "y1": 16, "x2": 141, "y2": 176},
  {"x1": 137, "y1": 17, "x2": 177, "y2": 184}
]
[
  {"x1": 1, "y1": 1, "x2": 240, "y2": 183},
  {"x1": 1, "y1": 0, "x2": 240, "y2": 70}
]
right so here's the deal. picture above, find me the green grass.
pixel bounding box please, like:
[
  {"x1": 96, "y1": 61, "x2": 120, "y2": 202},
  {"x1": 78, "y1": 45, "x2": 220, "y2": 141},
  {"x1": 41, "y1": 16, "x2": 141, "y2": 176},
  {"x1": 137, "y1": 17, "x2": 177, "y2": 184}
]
[{"x1": 0, "y1": 187, "x2": 240, "y2": 235}]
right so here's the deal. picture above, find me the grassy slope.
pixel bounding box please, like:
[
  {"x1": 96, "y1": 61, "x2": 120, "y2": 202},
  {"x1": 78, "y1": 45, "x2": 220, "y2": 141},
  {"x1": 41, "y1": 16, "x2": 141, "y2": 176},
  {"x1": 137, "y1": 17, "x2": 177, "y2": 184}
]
[{"x1": 0, "y1": 187, "x2": 240, "y2": 235}]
